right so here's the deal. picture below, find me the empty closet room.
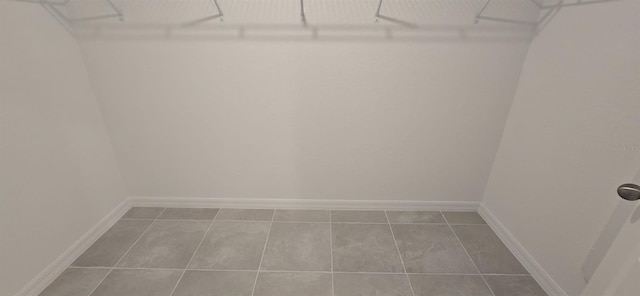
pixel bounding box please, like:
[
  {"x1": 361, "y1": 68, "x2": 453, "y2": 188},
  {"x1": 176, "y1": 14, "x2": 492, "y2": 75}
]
[{"x1": 2, "y1": 0, "x2": 639, "y2": 295}]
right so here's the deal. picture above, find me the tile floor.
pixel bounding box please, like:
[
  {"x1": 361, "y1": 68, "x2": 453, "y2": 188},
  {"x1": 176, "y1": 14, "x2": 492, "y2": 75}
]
[{"x1": 40, "y1": 208, "x2": 548, "y2": 296}]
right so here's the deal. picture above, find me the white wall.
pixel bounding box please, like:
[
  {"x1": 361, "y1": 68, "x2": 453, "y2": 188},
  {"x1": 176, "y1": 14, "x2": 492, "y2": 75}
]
[
  {"x1": 80, "y1": 36, "x2": 531, "y2": 201},
  {"x1": 482, "y1": 1, "x2": 640, "y2": 295},
  {"x1": 0, "y1": 3, "x2": 127, "y2": 295}
]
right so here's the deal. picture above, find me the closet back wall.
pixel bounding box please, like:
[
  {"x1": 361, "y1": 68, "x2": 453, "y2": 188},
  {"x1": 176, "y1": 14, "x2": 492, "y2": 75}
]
[{"x1": 81, "y1": 39, "x2": 529, "y2": 201}]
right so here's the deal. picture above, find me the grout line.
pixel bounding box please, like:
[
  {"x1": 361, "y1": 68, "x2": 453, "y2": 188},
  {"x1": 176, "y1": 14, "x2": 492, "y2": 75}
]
[
  {"x1": 442, "y1": 211, "x2": 496, "y2": 296},
  {"x1": 329, "y1": 208, "x2": 334, "y2": 296},
  {"x1": 79, "y1": 268, "x2": 110, "y2": 296},
  {"x1": 214, "y1": 219, "x2": 274, "y2": 222},
  {"x1": 85, "y1": 207, "x2": 167, "y2": 296},
  {"x1": 388, "y1": 222, "x2": 451, "y2": 225},
  {"x1": 72, "y1": 207, "x2": 521, "y2": 296},
  {"x1": 66, "y1": 266, "x2": 531, "y2": 276},
  {"x1": 168, "y1": 209, "x2": 219, "y2": 296},
  {"x1": 384, "y1": 211, "x2": 416, "y2": 296},
  {"x1": 407, "y1": 272, "x2": 531, "y2": 276},
  {"x1": 119, "y1": 218, "x2": 156, "y2": 221},
  {"x1": 213, "y1": 209, "x2": 275, "y2": 221},
  {"x1": 183, "y1": 268, "x2": 261, "y2": 272},
  {"x1": 119, "y1": 218, "x2": 474, "y2": 225},
  {"x1": 128, "y1": 208, "x2": 477, "y2": 212},
  {"x1": 151, "y1": 209, "x2": 166, "y2": 220},
  {"x1": 250, "y1": 209, "x2": 276, "y2": 296},
  {"x1": 208, "y1": 269, "x2": 332, "y2": 273},
  {"x1": 72, "y1": 267, "x2": 185, "y2": 271},
  {"x1": 121, "y1": 218, "x2": 218, "y2": 222},
  {"x1": 272, "y1": 220, "x2": 332, "y2": 223},
  {"x1": 479, "y1": 273, "x2": 532, "y2": 276},
  {"x1": 114, "y1": 207, "x2": 166, "y2": 267}
]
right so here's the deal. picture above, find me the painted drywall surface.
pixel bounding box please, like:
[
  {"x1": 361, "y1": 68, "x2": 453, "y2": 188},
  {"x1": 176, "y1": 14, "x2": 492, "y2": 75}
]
[
  {"x1": 80, "y1": 37, "x2": 531, "y2": 200},
  {"x1": 482, "y1": 1, "x2": 640, "y2": 295},
  {"x1": 0, "y1": 3, "x2": 127, "y2": 295}
]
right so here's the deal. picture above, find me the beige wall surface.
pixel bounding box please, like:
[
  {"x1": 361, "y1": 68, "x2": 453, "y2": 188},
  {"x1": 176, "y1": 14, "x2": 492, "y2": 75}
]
[
  {"x1": 0, "y1": 3, "x2": 127, "y2": 295},
  {"x1": 81, "y1": 37, "x2": 530, "y2": 201},
  {"x1": 482, "y1": 1, "x2": 640, "y2": 295}
]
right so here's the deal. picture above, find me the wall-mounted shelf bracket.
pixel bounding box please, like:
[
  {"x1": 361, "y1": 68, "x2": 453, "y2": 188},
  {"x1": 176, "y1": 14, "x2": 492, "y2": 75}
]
[
  {"x1": 372, "y1": 0, "x2": 418, "y2": 28},
  {"x1": 213, "y1": 0, "x2": 224, "y2": 22},
  {"x1": 476, "y1": 15, "x2": 538, "y2": 26},
  {"x1": 42, "y1": 0, "x2": 124, "y2": 23},
  {"x1": 374, "y1": 0, "x2": 383, "y2": 23},
  {"x1": 475, "y1": 0, "x2": 537, "y2": 26},
  {"x1": 104, "y1": 0, "x2": 124, "y2": 22},
  {"x1": 181, "y1": 0, "x2": 224, "y2": 27},
  {"x1": 528, "y1": 0, "x2": 544, "y2": 9},
  {"x1": 300, "y1": 0, "x2": 307, "y2": 25},
  {"x1": 14, "y1": 0, "x2": 71, "y2": 6},
  {"x1": 474, "y1": 0, "x2": 493, "y2": 24}
]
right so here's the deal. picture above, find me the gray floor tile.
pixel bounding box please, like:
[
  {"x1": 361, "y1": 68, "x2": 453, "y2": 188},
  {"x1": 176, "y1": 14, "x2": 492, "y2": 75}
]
[
  {"x1": 90, "y1": 269, "x2": 181, "y2": 296},
  {"x1": 274, "y1": 210, "x2": 329, "y2": 222},
  {"x1": 387, "y1": 211, "x2": 446, "y2": 223},
  {"x1": 331, "y1": 210, "x2": 387, "y2": 223},
  {"x1": 409, "y1": 274, "x2": 493, "y2": 296},
  {"x1": 122, "y1": 207, "x2": 165, "y2": 219},
  {"x1": 117, "y1": 220, "x2": 210, "y2": 269},
  {"x1": 391, "y1": 224, "x2": 477, "y2": 273},
  {"x1": 331, "y1": 210, "x2": 388, "y2": 223},
  {"x1": 215, "y1": 209, "x2": 274, "y2": 221},
  {"x1": 333, "y1": 273, "x2": 413, "y2": 296},
  {"x1": 332, "y1": 223, "x2": 404, "y2": 272},
  {"x1": 49, "y1": 208, "x2": 536, "y2": 296},
  {"x1": 172, "y1": 270, "x2": 256, "y2": 296},
  {"x1": 189, "y1": 221, "x2": 270, "y2": 270},
  {"x1": 452, "y1": 225, "x2": 528, "y2": 274},
  {"x1": 253, "y1": 272, "x2": 332, "y2": 296},
  {"x1": 157, "y1": 208, "x2": 219, "y2": 220},
  {"x1": 261, "y1": 222, "x2": 331, "y2": 271},
  {"x1": 39, "y1": 268, "x2": 109, "y2": 296},
  {"x1": 484, "y1": 275, "x2": 548, "y2": 296},
  {"x1": 72, "y1": 219, "x2": 152, "y2": 267},
  {"x1": 443, "y1": 212, "x2": 487, "y2": 225}
]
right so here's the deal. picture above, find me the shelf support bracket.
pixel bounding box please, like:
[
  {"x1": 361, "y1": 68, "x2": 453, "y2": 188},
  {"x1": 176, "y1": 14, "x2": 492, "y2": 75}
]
[
  {"x1": 300, "y1": 0, "x2": 306, "y2": 25},
  {"x1": 374, "y1": 0, "x2": 383, "y2": 22},
  {"x1": 528, "y1": 0, "x2": 544, "y2": 9},
  {"x1": 475, "y1": 0, "x2": 493, "y2": 24},
  {"x1": 475, "y1": 0, "x2": 538, "y2": 27},
  {"x1": 13, "y1": 0, "x2": 71, "y2": 5},
  {"x1": 40, "y1": 0, "x2": 124, "y2": 23},
  {"x1": 104, "y1": 0, "x2": 124, "y2": 22},
  {"x1": 180, "y1": 0, "x2": 224, "y2": 27},
  {"x1": 372, "y1": 0, "x2": 417, "y2": 28},
  {"x1": 211, "y1": 0, "x2": 224, "y2": 22}
]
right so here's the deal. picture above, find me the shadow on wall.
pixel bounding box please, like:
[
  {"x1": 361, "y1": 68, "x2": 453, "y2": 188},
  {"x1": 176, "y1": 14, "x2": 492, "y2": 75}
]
[
  {"x1": 533, "y1": 0, "x2": 625, "y2": 36},
  {"x1": 631, "y1": 203, "x2": 640, "y2": 224},
  {"x1": 70, "y1": 24, "x2": 536, "y2": 43}
]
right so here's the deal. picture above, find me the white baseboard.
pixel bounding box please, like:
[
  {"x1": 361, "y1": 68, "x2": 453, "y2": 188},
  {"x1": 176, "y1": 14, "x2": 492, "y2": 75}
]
[
  {"x1": 478, "y1": 204, "x2": 567, "y2": 296},
  {"x1": 15, "y1": 198, "x2": 132, "y2": 296},
  {"x1": 129, "y1": 196, "x2": 481, "y2": 211}
]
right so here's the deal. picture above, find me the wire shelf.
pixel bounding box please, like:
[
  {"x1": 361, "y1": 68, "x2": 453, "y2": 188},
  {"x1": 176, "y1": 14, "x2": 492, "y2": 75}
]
[
  {"x1": 23, "y1": 0, "x2": 617, "y2": 41},
  {"x1": 50, "y1": 0, "x2": 541, "y2": 26}
]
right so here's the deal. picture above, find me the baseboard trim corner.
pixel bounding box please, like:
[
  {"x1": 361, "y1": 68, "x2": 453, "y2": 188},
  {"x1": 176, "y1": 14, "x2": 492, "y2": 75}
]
[
  {"x1": 478, "y1": 204, "x2": 568, "y2": 296},
  {"x1": 15, "y1": 198, "x2": 132, "y2": 296},
  {"x1": 129, "y1": 196, "x2": 481, "y2": 211}
]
